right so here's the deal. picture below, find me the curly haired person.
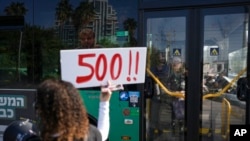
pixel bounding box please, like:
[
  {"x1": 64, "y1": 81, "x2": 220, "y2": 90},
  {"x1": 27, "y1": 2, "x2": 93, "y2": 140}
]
[{"x1": 35, "y1": 79, "x2": 112, "y2": 141}]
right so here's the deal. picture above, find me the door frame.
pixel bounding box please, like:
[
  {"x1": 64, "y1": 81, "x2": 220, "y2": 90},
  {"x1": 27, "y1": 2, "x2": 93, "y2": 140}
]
[{"x1": 138, "y1": 2, "x2": 250, "y2": 141}]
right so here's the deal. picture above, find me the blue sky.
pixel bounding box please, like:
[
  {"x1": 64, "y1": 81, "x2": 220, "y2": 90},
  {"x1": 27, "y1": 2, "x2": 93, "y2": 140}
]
[{"x1": 0, "y1": 0, "x2": 138, "y2": 29}]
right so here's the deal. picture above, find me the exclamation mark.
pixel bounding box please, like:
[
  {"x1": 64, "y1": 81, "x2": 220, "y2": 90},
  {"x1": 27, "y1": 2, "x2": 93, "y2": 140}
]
[
  {"x1": 127, "y1": 50, "x2": 132, "y2": 81},
  {"x1": 133, "y1": 51, "x2": 139, "y2": 81}
]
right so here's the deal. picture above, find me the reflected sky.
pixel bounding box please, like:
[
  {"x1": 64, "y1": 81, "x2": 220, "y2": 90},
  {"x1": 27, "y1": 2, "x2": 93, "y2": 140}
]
[{"x1": 0, "y1": 0, "x2": 138, "y2": 29}]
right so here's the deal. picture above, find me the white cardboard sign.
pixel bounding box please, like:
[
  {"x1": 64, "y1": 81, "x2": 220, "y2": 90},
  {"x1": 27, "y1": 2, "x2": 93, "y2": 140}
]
[{"x1": 60, "y1": 47, "x2": 147, "y2": 88}]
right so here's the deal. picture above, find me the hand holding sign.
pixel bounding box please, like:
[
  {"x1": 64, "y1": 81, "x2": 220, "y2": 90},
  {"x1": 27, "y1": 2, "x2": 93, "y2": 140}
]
[
  {"x1": 100, "y1": 80, "x2": 123, "y2": 102},
  {"x1": 60, "y1": 47, "x2": 147, "y2": 88},
  {"x1": 101, "y1": 80, "x2": 124, "y2": 92}
]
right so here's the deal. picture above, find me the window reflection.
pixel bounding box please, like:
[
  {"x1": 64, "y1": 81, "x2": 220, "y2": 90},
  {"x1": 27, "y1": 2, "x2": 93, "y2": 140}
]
[
  {"x1": 202, "y1": 12, "x2": 247, "y2": 140},
  {"x1": 146, "y1": 16, "x2": 186, "y2": 141},
  {"x1": 0, "y1": 0, "x2": 138, "y2": 88}
]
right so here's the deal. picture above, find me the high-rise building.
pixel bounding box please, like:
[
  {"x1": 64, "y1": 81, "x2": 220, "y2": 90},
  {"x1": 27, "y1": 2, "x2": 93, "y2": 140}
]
[
  {"x1": 89, "y1": 0, "x2": 118, "y2": 42},
  {"x1": 54, "y1": 19, "x2": 77, "y2": 48},
  {"x1": 55, "y1": 0, "x2": 118, "y2": 48}
]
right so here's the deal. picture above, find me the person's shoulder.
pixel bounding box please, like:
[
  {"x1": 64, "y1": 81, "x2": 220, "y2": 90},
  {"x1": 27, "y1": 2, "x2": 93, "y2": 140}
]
[
  {"x1": 87, "y1": 124, "x2": 102, "y2": 141},
  {"x1": 95, "y1": 44, "x2": 103, "y2": 48}
]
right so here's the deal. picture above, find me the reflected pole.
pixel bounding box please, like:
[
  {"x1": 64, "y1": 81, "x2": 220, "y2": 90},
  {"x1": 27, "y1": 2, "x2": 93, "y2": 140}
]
[{"x1": 18, "y1": 31, "x2": 23, "y2": 81}]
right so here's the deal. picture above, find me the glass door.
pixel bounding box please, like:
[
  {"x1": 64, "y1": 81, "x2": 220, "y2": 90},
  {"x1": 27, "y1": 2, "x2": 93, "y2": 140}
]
[
  {"x1": 201, "y1": 7, "x2": 248, "y2": 141},
  {"x1": 143, "y1": 6, "x2": 249, "y2": 141},
  {"x1": 144, "y1": 10, "x2": 188, "y2": 141}
]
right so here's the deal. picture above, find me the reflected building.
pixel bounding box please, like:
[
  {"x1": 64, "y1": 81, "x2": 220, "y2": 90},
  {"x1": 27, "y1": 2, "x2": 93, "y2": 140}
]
[
  {"x1": 89, "y1": 0, "x2": 118, "y2": 43},
  {"x1": 55, "y1": 0, "x2": 118, "y2": 48}
]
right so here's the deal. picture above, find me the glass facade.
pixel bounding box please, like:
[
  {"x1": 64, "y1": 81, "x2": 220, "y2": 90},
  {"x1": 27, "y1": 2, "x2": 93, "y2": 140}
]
[
  {"x1": 0, "y1": 1, "x2": 140, "y2": 140},
  {"x1": 0, "y1": 0, "x2": 138, "y2": 88}
]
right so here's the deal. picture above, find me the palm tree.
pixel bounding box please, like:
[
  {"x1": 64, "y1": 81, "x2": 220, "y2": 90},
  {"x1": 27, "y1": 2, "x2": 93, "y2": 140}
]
[
  {"x1": 123, "y1": 18, "x2": 137, "y2": 46},
  {"x1": 4, "y1": 2, "x2": 28, "y2": 16},
  {"x1": 72, "y1": 1, "x2": 96, "y2": 31},
  {"x1": 55, "y1": 0, "x2": 73, "y2": 26}
]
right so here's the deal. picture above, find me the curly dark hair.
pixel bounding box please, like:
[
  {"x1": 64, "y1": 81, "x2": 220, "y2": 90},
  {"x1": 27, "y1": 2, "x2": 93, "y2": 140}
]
[
  {"x1": 35, "y1": 79, "x2": 89, "y2": 141},
  {"x1": 79, "y1": 28, "x2": 95, "y2": 39}
]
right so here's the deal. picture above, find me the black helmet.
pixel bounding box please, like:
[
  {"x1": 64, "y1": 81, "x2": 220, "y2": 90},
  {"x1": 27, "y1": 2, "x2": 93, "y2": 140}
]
[{"x1": 3, "y1": 119, "x2": 41, "y2": 141}]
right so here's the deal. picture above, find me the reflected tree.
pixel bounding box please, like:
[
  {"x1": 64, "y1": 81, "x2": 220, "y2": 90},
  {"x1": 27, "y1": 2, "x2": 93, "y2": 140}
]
[
  {"x1": 4, "y1": 2, "x2": 28, "y2": 16},
  {"x1": 3, "y1": 1, "x2": 63, "y2": 85},
  {"x1": 3, "y1": 2, "x2": 27, "y2": 83},
  {"x1": 23, "y1": 25, "x2": 64, "y2": 83},
  {"x1": 55, "y1": 0, "x2": 73, "y2": 26},
  {"x1": 123, "y1": 18, "x2": 137, "y2": 46},
  {"x1": 72, "y1": 1, "x2": 96, "y2": 31},
  {"x1": 97, "y1": 38, "x2": 119, "y2": 48}
]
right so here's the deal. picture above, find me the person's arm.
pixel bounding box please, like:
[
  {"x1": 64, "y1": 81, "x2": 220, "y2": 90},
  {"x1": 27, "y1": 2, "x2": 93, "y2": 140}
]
[
  {"x1": 97, "y1": 100, "x2": 110, "y2": 141},
  {"x1": 97, "y1": 82, "x2": 112, "y2": 141}
]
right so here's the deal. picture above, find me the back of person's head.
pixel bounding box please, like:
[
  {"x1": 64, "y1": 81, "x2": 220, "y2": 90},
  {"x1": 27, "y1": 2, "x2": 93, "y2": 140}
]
[{"x1": 35, "y1": 79, "x2": 90, "y2": 140}]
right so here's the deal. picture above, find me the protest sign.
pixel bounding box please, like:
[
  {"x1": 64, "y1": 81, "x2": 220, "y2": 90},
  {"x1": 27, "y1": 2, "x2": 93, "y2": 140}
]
[{"x1": 60, "y1": 47, "x2": 147, "y2": 88}]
